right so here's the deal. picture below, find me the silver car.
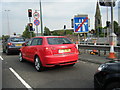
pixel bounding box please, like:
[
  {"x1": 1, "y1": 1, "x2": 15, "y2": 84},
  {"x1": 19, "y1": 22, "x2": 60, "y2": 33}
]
[{"x1": 2, "y1": 37, "x2": 26, "y2": 55}]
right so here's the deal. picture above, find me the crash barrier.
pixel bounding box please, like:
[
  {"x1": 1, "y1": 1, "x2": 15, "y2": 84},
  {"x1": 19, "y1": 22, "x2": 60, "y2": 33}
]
[
  {"x1": 78, "y1": 45, "x2": 120, "y2": 59},
  {"x1": 79, "y1": 42, "x2": 120, "y2": 46}
]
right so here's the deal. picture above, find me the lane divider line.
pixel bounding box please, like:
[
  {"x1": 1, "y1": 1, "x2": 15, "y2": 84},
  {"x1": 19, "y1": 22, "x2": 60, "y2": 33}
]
[
  {"x1": 0, "y1": 56, "x2": 3, "y2": 61},
  {"x1": 9, "y1": 68, "x2": 33, "y2": 90}
]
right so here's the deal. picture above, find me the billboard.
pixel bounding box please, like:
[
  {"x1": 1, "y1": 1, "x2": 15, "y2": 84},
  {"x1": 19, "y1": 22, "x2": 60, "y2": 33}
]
[{"x1": 74, "y1": 15, "x2": 89, "y2": 33}]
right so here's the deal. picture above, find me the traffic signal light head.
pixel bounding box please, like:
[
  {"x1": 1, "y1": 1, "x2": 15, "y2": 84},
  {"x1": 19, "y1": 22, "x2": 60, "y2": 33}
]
[
  {"x1": 28, "y1": 23, "x2": 33, "y2": 31},
  {"x1": 99, "y1": 0, "x2": 116, "y2": 7},
  {"x1": 64, "y1": 25, "x2": 66, "y2": 29},
  {"x1": 106, "y1": 21, "x2": 110, "y2": 27},
  {"x1": 71, "y1": 19, "x2": 74, "y2": 28},
  {"x1": 28, "y1": 9, "x2": 32, "y2": 17}
]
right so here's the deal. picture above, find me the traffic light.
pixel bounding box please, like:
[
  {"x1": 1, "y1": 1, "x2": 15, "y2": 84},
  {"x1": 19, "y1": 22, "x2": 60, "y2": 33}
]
[
  {"x1": 64, "y1": 25, "x2": 66, "y2": 29},
  {"x1": 14, "y1": 32, "x2": 16, "y2": 36},
  {"x1": 28, "y1": 9, "x2": 32, "y2": 17},
  {"x1": 71, "y1": 19, "x2": 74, "y2": 28},
  {"x1": 28, "y1": 23, "x2": 33, "y2": 31},
  {"x1": 106, "y1": 21, "x2": 110, "y2": 27},
  {"x1": 99, "y1": 0, "x2": 116, "y2": 7}
]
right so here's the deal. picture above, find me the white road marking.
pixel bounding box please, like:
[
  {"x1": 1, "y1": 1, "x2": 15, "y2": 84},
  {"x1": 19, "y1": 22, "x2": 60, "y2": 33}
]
[
  {"x1": 0, "y1": 56, "x2": 3, "y2": 61},
  {"x1": 9, "y1": 68, "x2": 33, "y2": 90}
]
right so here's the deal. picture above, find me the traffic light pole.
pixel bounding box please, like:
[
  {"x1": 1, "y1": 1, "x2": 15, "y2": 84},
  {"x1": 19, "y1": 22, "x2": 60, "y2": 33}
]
[
  {"x1": 29, "y1": 17, "x2": 32, "y2": 23},
  {"x1": 39, "y1": 0, "x2": 43, "y2": 36},
  {"x1": 110, "y1": 0, "x2": 117, "y2": 46},
  {"x1": 111, "y1": 0, "x2": 114, "y2": 34}
]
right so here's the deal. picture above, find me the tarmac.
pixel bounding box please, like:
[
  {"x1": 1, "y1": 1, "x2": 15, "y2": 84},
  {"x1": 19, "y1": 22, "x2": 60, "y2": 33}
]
[{"x1": 79, "y1": 50, "x2": 119, "y2": 65}]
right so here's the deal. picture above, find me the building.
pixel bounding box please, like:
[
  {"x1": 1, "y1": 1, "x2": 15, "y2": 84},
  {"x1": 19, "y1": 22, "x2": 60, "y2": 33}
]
[{"x1": 95, "y1": 2, "x2": 102, "y2": 36}]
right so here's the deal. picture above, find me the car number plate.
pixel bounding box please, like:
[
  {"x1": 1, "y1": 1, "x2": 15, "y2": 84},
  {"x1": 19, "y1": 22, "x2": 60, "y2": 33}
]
[
  {"x1": 16, "y1": 44, "x2": 22, "y2": 46},
  {"x1": 59, "y1": 49, "x2": 71, "y2": 53}
]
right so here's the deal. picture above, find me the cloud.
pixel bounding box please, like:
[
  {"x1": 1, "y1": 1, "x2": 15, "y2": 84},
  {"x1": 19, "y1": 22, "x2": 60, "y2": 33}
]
[{"x1": 1, "y1": 0, "x2": 119, "y2": 36}]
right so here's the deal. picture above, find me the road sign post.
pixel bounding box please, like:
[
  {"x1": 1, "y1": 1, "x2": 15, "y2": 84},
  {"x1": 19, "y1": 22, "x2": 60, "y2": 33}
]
[{"x1": 34, "y1": 19, "x2": 40, "y2": 36}]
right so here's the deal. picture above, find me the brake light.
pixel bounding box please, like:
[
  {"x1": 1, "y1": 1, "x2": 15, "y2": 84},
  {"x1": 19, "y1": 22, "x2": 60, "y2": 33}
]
[
  {"x1": 44, "y1": 47, "x2": 58, "y2": 55},
  {"x1": 44, "y1": 47, "x2": 53, "y2": 55},
  {"x1": 8, "y1": 43, "x2": 12, "y2": 46}
]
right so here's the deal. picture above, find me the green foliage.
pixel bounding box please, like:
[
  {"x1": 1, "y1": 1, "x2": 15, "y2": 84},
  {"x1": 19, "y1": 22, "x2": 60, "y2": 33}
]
[
  {"x1": 51, "y1": 29, "x2": 73, "y2": 36},
  {"x1": 22, "y1": 26, "x2": 35, "y2": 39},
  {"x1": 114, "y1": 21, "x2": 119, "y2": 36},
  {"x1": 95, "y1": 27, "x2": 103, "y2": 37},
  {"x1": 44, "y1": 26, "x2": 51, "y2": 36},
  {"x1": 2, "y1": 35, "x2": 10, "y2": 41},
  {"x1": 99, "y1": 33, "x2": 104, "y2": 37}
]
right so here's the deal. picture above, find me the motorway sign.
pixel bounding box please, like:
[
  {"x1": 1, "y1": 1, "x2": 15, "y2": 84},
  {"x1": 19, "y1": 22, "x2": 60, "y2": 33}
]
[
  {"x1": 34, "y1": 19, "x2": 40, "y2": 26},
  {"x1": 74, "y1": 15, "x2": 89, "y2": 33},
  {"x1": 33, "y1": 12, "x2": 40, "y2": 19}
]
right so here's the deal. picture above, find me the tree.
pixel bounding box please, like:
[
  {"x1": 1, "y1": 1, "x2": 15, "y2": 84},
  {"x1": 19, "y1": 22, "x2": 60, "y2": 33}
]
[
  {"x1": 2, "y1": 35, "x2": 10, "y2": 41},
  {"x1": 114, "y1": 21, "x2": 119, "y2": 36},
  {"x1": 44, "y1": 26, "x2": 51, "y2": 36},
  {"x1": 95, "y1": 27, "x2": 103, "y2": 37},
  {"x1": 22, "y1": 25, "x2": 35, "y2": 39}
]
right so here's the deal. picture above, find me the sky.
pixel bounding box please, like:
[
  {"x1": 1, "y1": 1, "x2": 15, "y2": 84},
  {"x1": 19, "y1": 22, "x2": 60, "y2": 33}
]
[{"x1": 0, "y1": 0, "x2": 120, "y2": 36}]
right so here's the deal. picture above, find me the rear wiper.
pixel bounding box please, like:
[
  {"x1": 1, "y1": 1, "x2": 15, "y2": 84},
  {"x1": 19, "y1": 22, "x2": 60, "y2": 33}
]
[{"x1": 63, "y1": 43, "x2": 71, "y2": 44}]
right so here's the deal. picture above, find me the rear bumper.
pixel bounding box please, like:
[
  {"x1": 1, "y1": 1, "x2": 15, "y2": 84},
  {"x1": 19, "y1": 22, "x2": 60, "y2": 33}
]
[
  {"x1": 43, "y1": 53, "x2": 79, "y2": 67},
  {"x1": 8, "y1": 47, "x2": 21, "y2": 52}
]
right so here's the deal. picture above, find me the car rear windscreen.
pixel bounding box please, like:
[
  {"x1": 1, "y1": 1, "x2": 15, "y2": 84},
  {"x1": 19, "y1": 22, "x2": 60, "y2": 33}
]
[
  {"x1": 47, "y1": 37, "x2": 72, "y2": 45},
  {"x1": 10, "y1": 37, "x2": 25, "y2": 42}
]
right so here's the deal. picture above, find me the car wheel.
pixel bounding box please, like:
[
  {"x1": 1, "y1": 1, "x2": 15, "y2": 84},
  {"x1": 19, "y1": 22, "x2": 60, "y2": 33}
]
[
  {"x1": 5, "y1": 48, "x2": 10, "y2": 55},
  {"x1": 68, "y1": 63, "x2": 75, "y2": 66},
  {"x1": 2, "y1": 49, "x2": 5, "y2": 53},
  {"x1": 105, "y1": 82, "x2": 120, "y2": 90},
  {"x1": 34, "y1": 56, "x2": 43, "y2": 72},
  {"x1": 19, "y1": 52, "x2": 24, "y2": 62}
]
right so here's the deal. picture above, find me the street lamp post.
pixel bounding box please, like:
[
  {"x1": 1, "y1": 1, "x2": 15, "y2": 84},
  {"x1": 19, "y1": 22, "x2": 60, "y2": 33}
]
[{"x1": 5, "y1": 10, "x2": 10, "y2": 36}]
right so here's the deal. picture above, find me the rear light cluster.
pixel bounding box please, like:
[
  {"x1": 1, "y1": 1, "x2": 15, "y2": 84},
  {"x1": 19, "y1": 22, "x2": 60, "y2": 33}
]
[
  {"x1": 8, "y1": 43, "x2": 13, "y2": 46},
  {"x1": 44, "y1": 47, "x2": 53, "y2": 55},
  {"x1": 70, "y1": 45, "x2": 79, "y2": 53},
  {"x1": 44, "y1": 47, "x2": 59, "y2": 55}
]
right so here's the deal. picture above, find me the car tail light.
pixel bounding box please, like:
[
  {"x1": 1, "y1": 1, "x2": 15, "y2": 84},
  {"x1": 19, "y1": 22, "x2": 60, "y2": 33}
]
[
  {"x1": 8, "y1": 43, "x2": 13, "y2": 46},
  {"x1": 44, "y1": 47, "x2": 58, "y2": 55},
  {"x1": 44, "y1": 47, "x2": 53, "y2": 55}
]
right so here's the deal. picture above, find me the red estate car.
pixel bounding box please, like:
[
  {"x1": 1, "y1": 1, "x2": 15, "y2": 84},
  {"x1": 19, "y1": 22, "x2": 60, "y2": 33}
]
[{"x1": 19, "y1": 36, "x2": 79, "y2": 71}]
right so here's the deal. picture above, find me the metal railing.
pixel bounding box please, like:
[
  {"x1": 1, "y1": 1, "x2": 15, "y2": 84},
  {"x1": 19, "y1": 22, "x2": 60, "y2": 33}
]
[{"x1": 78, "y1": 44, "x2": 120, "y2": 56}]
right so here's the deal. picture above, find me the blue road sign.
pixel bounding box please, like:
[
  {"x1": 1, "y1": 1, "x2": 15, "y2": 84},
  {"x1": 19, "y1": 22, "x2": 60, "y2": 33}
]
[
  {"x1": 74, "y1": 17, "x2": 89, "y2": 33},
  {"x1": 34, "y1": 19, "x2": 40, "y2": 26}
]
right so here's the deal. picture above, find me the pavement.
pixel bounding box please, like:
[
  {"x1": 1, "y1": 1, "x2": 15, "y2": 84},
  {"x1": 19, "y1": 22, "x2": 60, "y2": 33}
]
[
  {"x1": 79, "y1": 53, "x2": 112, "y2": 64},
  {"x1": 78, "y1": 49, "x2": 120, "y2": 64}
]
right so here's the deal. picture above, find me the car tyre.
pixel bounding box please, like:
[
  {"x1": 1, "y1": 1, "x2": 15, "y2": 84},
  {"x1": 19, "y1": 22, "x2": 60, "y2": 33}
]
[
  {"x1": 105, "y1": 82, "x2": 120, "y2": 90},
  {"x1": 2, "y1": 49, "x2": 6, "y2": 53},
  {"x1": 19, "y1": 52, "x2": 24, "y2": 62},
  {"x1": 68, "y1": 63, "x2": 75, "y2": 66},
  {"x1": 5, "y1": 48, "x2": 10, "y2": 55},
  {"x1": 34, "y1": 56, "x2": 44, "y2": 72}
]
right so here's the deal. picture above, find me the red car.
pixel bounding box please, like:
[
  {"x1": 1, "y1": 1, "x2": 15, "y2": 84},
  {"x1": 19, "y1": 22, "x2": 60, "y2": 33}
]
[{"x1": 19, "y1": 36, "x2": 79, "y2": 71}]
